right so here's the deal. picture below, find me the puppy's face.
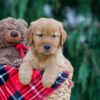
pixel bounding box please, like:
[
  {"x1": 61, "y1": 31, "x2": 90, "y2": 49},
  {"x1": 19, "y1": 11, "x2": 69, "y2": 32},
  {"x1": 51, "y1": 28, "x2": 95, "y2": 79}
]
[
  {"x1": 33, "y1": 22, "x2": 61, "y2": 55},
  {"x1": 26, "y1": 18, "x2": 67, "y2": 55}
]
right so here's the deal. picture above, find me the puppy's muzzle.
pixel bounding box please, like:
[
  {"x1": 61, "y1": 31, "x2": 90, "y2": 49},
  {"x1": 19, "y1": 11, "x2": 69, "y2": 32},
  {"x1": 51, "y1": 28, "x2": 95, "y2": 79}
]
[{"x1": 44, "y1": 45, "x2": 51, "y2": 51}]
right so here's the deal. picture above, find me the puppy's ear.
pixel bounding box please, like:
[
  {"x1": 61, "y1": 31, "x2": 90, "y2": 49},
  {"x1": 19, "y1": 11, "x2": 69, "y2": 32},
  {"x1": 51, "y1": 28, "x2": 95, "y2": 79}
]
[
  {"x1": 25, "y1": 21, "x2": 37, "y2": 46},
  {"x1": 25, "y1": 26, "x2": 33, "y2": 46},
  {"x1": 59, "y1": 23, "x2": 67, "y2": 47}
]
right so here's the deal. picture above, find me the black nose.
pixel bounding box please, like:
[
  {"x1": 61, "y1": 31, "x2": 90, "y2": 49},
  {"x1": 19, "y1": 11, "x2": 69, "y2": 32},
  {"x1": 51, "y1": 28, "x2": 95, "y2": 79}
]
[
  {"x1": 44, "y1": 45, "x2": 51, "y2": 50},
  {"x1": 11, "y1": 31, "x2": 18, "y2": 37}
]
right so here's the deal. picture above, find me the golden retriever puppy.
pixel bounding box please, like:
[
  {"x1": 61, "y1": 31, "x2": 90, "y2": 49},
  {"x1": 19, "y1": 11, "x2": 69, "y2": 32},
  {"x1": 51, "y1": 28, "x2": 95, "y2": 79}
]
[{"x1": 18, "y1": 18, "x2": 73, "y2": 88}]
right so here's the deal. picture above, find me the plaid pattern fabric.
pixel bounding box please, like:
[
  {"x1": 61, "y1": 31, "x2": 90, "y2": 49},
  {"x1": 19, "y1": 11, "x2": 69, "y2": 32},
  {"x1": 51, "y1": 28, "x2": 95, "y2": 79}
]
[{"x1": 0, "y1": 64, "x2": 70, "y2": 100}]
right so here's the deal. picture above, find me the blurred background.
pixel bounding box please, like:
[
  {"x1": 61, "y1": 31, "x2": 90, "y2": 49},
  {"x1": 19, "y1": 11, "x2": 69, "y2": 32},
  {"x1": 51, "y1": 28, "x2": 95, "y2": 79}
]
[{"x1": 0, "y1": 0, "x2": 100, "y2": 100}]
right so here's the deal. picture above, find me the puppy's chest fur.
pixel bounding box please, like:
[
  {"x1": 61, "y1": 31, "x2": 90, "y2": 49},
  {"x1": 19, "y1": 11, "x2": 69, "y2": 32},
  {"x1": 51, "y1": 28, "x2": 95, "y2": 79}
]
[
  {"x1": 34, "y1": 57, "x2": 57, "y2": 70},
  {"x1": 27, "y1": 49, "x2": 68, "y2": 71}
]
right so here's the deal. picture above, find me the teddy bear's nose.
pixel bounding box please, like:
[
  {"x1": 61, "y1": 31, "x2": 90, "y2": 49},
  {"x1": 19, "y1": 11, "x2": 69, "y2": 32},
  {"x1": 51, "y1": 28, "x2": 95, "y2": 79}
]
[{"x1": 11, "y1": 31, "x2": 18, "y2": 37}]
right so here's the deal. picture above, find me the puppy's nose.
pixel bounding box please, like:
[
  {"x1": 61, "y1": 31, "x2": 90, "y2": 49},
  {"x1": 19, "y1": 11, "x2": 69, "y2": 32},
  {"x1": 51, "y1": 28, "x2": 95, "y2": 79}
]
[
  {"x1": 44, "y1": 45, "x2": 51, "y2": 50},
  {"x1": 11, "y1": 31, "x2": 18, "y2": 37}
]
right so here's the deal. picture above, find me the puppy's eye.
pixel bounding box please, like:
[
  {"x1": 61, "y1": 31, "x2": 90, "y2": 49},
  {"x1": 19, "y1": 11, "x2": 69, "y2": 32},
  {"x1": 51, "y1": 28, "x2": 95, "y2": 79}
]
[
  {"x1": 52, "y1": 34, "x2": 57, "y2": 38},
  {"x1": 38, "y1": 34, "x2": 43, "y2": 37}
]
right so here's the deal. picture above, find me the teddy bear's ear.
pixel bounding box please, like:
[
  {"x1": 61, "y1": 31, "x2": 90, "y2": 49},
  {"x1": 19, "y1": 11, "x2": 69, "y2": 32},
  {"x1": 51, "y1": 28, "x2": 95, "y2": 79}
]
[
  {"x1": 58, "y1": 23, "x2": 67, "y2": 48},
  {"x1": 17, "y1": 19, "x2": 28, "y2": 28},
  {"x1": 26, "y1": 21, "x2": 38, "y2": 46},
  {"x1": 16, "y1": 19, "x2": 28, "y2": 33},
  {"x1": 0, "y1": 21, "x2": 4, "y2": 31}
]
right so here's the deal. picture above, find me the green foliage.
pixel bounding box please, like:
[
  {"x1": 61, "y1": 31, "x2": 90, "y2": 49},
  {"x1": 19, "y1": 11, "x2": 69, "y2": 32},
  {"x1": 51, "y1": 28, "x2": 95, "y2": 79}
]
[
  {"x1": 0, "y1": 0, "x2": 100, "y2": 100},
  {"x1": 78, "y1": 57, "x2": 90, "y2": 93},
  {"x1": 11, "y1": 0, "x2": 28, "y2": 18},
  {"x1": 78, "y1": 0, "x2": 91, "y2": 15},
  {"x1": 66, "y1": 26, "x2": 100, "y2": 100}
]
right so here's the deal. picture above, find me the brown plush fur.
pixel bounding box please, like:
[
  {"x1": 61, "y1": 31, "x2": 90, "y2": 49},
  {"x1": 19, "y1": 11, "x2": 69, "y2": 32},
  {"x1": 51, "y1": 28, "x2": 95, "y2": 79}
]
[
  {"x1": 0, "y1": 17, "x2": 28, "y2": 67},
  {"x1": 19, "y1": 18, "x2": 73, "y2": 88}
]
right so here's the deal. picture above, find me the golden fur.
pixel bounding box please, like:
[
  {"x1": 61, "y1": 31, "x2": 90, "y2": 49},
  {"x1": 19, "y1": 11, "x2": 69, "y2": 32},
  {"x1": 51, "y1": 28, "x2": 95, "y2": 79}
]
[{"x1": 18, "y1": 18, "x2": 73, "y2": 88}]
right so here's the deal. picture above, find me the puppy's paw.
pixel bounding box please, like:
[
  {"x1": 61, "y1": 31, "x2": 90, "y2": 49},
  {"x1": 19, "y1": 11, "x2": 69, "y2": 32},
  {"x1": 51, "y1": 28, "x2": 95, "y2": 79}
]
[
  {"x1": 19, "y1": 71, "x2": 32, "y2": 85},
  {"x1": 42, "y1": 79, "x2": 55, "y2": 88},
  {"x1": 19, "y1": 65, "x2": 33, "y2": 85},
  {"x1": 42, "y1": 75, "x2": 56, "y2": 88}
]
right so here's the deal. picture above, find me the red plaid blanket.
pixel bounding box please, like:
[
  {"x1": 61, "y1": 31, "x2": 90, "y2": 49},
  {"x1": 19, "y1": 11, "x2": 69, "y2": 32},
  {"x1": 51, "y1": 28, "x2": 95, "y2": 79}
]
[{"x1": 0, "y1": 64, "x2": 71, "y2": 100}]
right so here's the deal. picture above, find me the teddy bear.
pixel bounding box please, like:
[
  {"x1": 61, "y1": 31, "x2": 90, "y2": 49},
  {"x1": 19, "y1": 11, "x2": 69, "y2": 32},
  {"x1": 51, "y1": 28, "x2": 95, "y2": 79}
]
[{"x1": 0, "y1": 17, "x2": 28, "y2": 67}]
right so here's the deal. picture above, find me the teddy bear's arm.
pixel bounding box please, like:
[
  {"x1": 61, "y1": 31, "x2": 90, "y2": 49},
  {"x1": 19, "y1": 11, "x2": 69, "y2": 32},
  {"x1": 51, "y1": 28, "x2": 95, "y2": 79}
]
[
  {"x1": 0, "y1": 57, "x2": 11, "y2": 65},
  {"x1": 12, "y1": 58, "x2": 23, "y2": 68}
]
